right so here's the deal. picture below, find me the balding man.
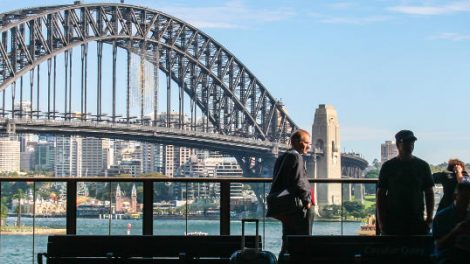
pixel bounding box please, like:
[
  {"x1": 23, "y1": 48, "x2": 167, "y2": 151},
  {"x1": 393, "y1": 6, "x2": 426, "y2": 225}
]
[{"x1": 267, "y1": 129, "x2": 315, "y2": 255}]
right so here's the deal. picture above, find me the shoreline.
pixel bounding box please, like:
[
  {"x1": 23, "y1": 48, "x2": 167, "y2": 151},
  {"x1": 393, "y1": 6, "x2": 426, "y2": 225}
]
[
  {"x1": 4, "y1": 215, "x2": 362, "y2": 222},
  {"x1": 0, "y1": 227, "x2": 66, "y2": 235}
]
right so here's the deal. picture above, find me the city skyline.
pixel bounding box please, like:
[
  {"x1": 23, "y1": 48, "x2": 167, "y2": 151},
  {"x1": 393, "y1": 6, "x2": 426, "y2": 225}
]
[{"x1": 0, "y1": 0, "x2": 469, "y2": 164}]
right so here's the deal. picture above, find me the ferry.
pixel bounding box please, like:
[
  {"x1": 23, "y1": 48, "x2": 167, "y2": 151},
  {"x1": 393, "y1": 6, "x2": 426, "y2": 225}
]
[{"x1": 77, "y1": 204, "x2": 109, "y2": 218}]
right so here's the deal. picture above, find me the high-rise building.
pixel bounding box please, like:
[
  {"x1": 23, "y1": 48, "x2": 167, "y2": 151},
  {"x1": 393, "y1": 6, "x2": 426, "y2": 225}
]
[
  {"x1": 34, "y1": 140, "x2": 56, "y2": 171},
  {"x1": 178, "y1": 156, "x2": 243, "y2": 200},
  {"x1": 113, "y1": 140, "x2": 139, "y2": 165},
  {"x1": 0, "y1": 137, "x2": 20, "y2": 172},
  {"x1": 312, "y1": 104, "x2": 342, "y2": 205},
  {"x1": 82, "y1": 138, "x2": 111, "y2": 176},
  {"x1": 34, "y1": 141, "x2": 55, "y2": 171},
  {"x1": 152, "y1": 112, "x2": 193, "y2": 177},
  {"x1": 381, "y1": 140, "x2": 398, "y2": 163},
  {"x1": 142, "y1": 143, "x2": 164, "y2": 173},
  {"x1": 55, "y1": 136, "x2": 82, "y2": 177}
]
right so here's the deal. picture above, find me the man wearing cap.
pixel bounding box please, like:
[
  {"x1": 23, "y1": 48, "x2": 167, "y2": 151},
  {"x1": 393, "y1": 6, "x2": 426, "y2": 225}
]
[{"x1": 377, "y1": 130, "x2": 434, "y2": 235}]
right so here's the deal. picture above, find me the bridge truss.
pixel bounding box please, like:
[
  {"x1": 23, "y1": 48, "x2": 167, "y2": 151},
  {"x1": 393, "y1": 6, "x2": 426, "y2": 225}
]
[
  {"x1": 0, "y1": 2, "x2": 297, "y2": 141},
  {"x1": 0, "y1": 2, "x2": 301, "y2": 177}
]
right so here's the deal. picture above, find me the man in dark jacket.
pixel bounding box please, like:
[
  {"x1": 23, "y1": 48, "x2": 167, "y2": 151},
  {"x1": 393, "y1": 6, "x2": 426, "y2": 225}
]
[{"x1": 269, "y1": 129, "x2": 314, "y2": 254}]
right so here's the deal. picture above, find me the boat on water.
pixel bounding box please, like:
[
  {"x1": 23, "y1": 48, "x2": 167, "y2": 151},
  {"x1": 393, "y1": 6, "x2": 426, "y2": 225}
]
[
  {"x1": 357, "y1": 224, "x2": 376, "y2": 236},
  {"x1": 185, "y1": 231, "x2": 209, "y2": 236},
  {"x1": 357, "y1": 215, "x2": 376, "y2": 236},
  {"x1": 77, "y1": 204, "x2": 109, "y2": 218}
]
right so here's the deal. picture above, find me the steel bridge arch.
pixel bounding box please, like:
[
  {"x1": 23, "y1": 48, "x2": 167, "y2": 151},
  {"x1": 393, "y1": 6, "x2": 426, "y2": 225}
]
[{"x1": 0, "y1": 3, "x2": 298, "y2": 143}]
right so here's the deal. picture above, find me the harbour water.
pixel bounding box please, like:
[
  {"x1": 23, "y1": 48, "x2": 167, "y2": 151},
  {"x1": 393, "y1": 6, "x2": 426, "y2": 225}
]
[{"x1": 0, "y1": 217, "x2": 361, "y2": 264}]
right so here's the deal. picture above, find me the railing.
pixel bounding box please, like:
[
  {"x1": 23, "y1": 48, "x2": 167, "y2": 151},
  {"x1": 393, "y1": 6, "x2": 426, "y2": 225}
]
[{"x1": 0, "y1": 177, "x2": 379, "y2": 264}]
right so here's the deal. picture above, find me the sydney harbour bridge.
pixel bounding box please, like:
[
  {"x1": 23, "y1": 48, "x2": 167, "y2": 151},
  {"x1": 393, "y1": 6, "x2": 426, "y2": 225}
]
[{"x1": 0, "y1": 2, "x2": 367, "y2": 177}]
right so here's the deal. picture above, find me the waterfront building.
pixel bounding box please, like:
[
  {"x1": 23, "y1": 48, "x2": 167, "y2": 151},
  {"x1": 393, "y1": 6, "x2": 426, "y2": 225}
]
[
  {"x1": 214, "y1": 158, "x2": 244, "y2": 199},
  {"x1": 312, "y1": 104, "x2": 342, "y2": 205},
  {"x1": 82, "y1": 137, "x2": 111, "y2": 176},
  {"x1": 0, "y1": 137, "x2": 20, "y2": 172},
  {"x1": 142, "y1": 142, "x2": 164, "y2": 173},
  {"x1": 177, "y1": 156, "x2": 245, "y2": 201},
  {"x1": 55, "y1": 136, "x2": 82, "y2": 177},
  {"x1": 381, "y1": 140, "x2": 398, "y2": 164},
  {"x1": 20, "y1": 150, "x2": 34, "y2": 171},
  {"x1": 113, "y1": 140, "x2": 139, "y2": 165},
  {"x1": 153, "y1": 112, "x2": 193, "y2": 177},
  {"x1": 34, "y1": 140, "x2": 56, "y2": 171},
  {"x1": 115, "y1": 183, "x2": 139, "y2": 213},
  {"x1": 106, "y1": 160, "x2": 142, "y2": 177}
]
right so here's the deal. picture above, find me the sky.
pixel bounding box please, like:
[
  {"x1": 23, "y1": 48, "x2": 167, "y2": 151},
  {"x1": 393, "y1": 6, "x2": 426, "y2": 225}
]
[{"x1": 1, "y1": 0, "x2": 469, "y2": 165}]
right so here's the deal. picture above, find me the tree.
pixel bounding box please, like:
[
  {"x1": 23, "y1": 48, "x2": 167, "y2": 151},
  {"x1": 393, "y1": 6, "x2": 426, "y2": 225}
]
[
  {"x1": 372, "y1": 159, "x2": 381, "y2": 169},
  {"x1": 365, "y1": 169, "x2": 379, "y2": 194},
  {"x1": 343, "y1": 200, "x2": 366, "y2": 219},
  {"x1": 0, "y1": 200, "x2": 8, "y2": 226},
  {"x1": 12, "y1": 189, "x2": 26, "y2": 227},
  {"x1": 320, "y1": 204, "x2": 341, "y2": 219}
]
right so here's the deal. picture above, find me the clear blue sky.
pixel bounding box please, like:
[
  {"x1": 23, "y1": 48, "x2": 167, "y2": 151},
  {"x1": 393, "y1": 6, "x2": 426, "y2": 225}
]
[{"x1": 1, "y1": 0, "x2": 469, "y2": 165}]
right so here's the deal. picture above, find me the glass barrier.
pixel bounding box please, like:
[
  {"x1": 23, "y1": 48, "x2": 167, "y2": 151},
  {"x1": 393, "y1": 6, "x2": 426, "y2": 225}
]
[{"x1": 0, "y1": 178, "x2": 379, "y2": 263}]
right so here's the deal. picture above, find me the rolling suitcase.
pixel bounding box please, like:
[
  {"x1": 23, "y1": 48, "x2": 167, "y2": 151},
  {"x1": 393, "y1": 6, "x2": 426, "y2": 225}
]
[{"x1": 229, "y1": 218, "x2": 278, "y2": 264}]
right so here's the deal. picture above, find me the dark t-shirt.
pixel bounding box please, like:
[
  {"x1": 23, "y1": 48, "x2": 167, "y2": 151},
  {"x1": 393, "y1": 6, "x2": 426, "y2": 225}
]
[{"x1": 378, "y1": 156, "x2": 434, "y2": 233}]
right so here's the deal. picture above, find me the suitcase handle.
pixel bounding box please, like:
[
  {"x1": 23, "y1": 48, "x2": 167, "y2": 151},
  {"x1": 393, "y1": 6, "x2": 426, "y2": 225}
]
[{"x1": 241, "y1": 218, "x2": 259, "y2": 251}]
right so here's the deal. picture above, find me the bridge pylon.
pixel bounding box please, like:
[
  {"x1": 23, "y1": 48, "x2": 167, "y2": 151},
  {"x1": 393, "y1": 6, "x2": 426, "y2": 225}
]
[{"x1": 311, "y1": 104, "x2": 342, "y2": 206}]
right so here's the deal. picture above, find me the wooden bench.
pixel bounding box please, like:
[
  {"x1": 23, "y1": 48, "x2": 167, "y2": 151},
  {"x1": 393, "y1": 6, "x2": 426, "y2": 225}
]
[
  {"x1": 37, "y1": 235, "x2": 261, "y2": 264},
  {"x1": 281, "y1": 235, "x2": 434, "y2": 264}
]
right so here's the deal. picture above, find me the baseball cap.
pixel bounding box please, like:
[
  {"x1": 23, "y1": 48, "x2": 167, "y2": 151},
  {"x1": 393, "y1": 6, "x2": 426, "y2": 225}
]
[{"x1": 395, "y1": 130, "x2": 417, "y2": 143}]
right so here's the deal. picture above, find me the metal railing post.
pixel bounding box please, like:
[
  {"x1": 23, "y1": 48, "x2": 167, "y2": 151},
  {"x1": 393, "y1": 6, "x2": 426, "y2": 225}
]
[
  {"x1": 66, "y1": 180, "x2": 77, "y2": 235},
  {"x1": 220, "y1": 181, "x2": 230, "y2": 235},
  {"x1": 143, "y1": 180, "x2": 153, "y2": 235}
]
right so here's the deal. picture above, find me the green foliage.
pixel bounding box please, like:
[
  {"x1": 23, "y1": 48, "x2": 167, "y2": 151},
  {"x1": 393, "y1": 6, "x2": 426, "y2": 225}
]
[
  {"x1": 365, "y1": 169, "x2": 379, "y2": 178},
  {"x1": 372, "y1": 159, "x2": 381, "y2": 169},
  {"x1": 320, "y1": 204, "x2": 341, "y2": 219},
  {"x1": 0, "y1": 202, "x2": 7, "y2": 223},
  {"x1": 140, "y1": 173, "x2": 168, "y2": 178},
  {"x1": 430, "y1": 163, "x2": 448, "y2": 174},
  {"x1": 365, "y1": 204, "x2": 376, "y2": 215},
  {"x1": 365, "y1": 169, "x2": 379, "y2": 194},
  {"x1": 343, "y1": 200, "x2": 367, "y2": 219},
  {"x1": 154, "y1": 183, "x2": 172, "y2": 201}
]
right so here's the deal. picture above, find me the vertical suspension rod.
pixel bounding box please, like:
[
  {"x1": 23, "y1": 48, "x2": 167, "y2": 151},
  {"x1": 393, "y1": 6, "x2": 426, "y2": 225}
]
[
  {"x1": 64, "y1": 50, "x2": 69, "y2": 119},
  {"x1": 37, "y1": 64, "x2": 41, "y2": 118},
  {"x1": 20, "y1": 76, "x2": 23, "y2": 118},
  {"x1": 179, "y1": 55, "x2": 184, "y2": 129},
  {"x1": 84, "y1": 44, "x2": 88, "y2": 121},
  {"x1": 11, "y1": 82, "x2": 15, "y2": 119},
  {"x1": 30, "y1": 69, "x2": 34, "y2": 118},
  {"x1": 47, "y1": 59, "x2": 52, "y2": 119},
  {"x1": 68, "y1": 49, "x2": 73, "y2": 118},
  {"x1": 190, "y1": 64, "x2": 195, "y2": 131},
  {"x1": 153, "y1": 44, "x2": 159, "y2": 127},
  {"x1": 112, "y1": 42, "x2": 117, "y2": 122},
  {"x1": 126, "y1": 47, "x2": 131, "y2": 124},
  {"x1": 140, "y1": 47, "x2": 145, "y2": 123},
  {"x1": 81, "y1": 45, "x2": 85, "y2": 120},
  {"x1": 166, "y1": 50, "x2": 171, "y2": 127},
  {"x1": 97, "y1": 42, "x2": 103, "y2": 120},
  {"x1": 53, "y1": 56, "x2": 57, "y2": 119}
]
